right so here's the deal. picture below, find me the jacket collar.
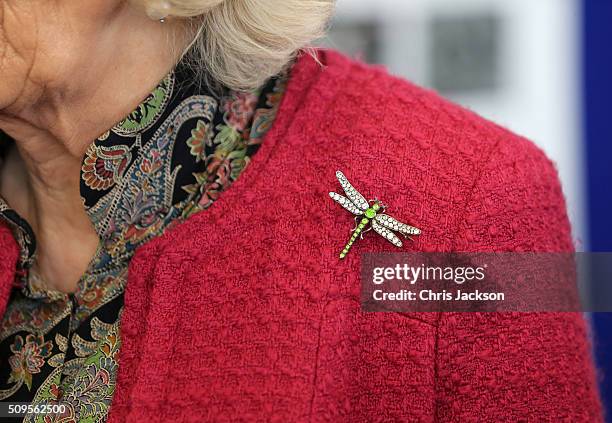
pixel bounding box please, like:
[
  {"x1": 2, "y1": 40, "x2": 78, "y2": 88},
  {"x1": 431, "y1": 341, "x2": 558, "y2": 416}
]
[{"x1": 0, "y1": 221, "x2": 19, "y2": 318}]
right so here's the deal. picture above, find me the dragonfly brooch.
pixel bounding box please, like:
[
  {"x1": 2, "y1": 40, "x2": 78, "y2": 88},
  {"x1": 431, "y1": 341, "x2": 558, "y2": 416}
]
[{"x1": 329, "y1": 170, "x2": 421, "y2": 259}]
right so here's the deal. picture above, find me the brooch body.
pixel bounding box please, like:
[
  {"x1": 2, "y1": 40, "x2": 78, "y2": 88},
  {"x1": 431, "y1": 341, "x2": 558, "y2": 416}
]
[{"x1": 329, "y1": 171, "x2": 421, "y2": 259}]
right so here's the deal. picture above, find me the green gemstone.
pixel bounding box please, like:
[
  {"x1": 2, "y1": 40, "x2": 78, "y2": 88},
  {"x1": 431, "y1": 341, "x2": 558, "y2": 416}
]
[
  {"x1": 365, "y1": 208, "x2": 376, "y2": 219},
  {"x1": 373, "y1": 203, "x2": 381, "y2": 211},
  {"x1": 361, "y1": 218, "x2": 369, "y2": 224}
]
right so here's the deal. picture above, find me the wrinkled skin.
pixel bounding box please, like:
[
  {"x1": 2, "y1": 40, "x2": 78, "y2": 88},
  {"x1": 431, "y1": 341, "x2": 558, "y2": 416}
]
[{"x1": 0, "y1": 0, "x2": 188, "y2": 292}]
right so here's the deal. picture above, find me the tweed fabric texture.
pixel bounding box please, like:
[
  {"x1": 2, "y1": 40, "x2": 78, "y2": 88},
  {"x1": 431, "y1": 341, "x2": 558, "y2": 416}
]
[{"x1": 0, "y1": 49, "x2": 602, "y2": 422}]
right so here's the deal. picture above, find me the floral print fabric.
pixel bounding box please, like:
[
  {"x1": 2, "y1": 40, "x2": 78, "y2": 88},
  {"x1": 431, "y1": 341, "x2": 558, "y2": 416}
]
[{"x1": 0, "y1": 59, "x2": 288, "y2": 422}]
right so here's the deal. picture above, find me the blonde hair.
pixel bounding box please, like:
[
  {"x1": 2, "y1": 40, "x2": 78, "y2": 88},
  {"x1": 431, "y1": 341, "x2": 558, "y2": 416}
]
[{"x1": 139, "y1": 0, "x2": 335, "y2": 90}]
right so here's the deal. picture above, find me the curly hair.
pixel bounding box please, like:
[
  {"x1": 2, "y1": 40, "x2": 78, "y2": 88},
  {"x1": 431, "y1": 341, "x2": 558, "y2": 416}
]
[{"x1": 137, "y1": 0, "x2": 335, "y2": 90}]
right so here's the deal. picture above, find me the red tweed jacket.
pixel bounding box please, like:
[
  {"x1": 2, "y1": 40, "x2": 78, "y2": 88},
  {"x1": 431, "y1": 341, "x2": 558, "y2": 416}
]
[{"x1": 0, "y1": 50, "x2": 602, "y2": 422}]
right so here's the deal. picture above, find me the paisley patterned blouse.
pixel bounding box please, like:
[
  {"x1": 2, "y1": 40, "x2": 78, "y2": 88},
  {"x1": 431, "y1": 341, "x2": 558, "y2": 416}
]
[{"x1": 0, "y1": 59, "x2": 288, "y2": 422}]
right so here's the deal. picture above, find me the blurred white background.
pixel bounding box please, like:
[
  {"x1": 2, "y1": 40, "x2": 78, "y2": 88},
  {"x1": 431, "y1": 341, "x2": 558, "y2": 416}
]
[{"x1": 320, "y1": 0, "x2": 585, "y2": 249}]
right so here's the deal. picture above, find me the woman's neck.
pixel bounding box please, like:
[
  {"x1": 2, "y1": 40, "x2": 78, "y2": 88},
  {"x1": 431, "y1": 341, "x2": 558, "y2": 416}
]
[{"x1": 0, "y1": 1, "x2": 191, "y2": 293}]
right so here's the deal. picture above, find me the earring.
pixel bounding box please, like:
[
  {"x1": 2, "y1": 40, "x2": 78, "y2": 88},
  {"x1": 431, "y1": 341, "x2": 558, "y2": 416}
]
[{"x1": 146, "y1": 0, "x2": 172, "y2": 22}]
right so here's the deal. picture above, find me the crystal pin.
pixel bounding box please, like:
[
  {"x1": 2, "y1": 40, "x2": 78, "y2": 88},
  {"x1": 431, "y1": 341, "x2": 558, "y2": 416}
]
[{"x1": 329, "y1": 170, "x2": 421, "y2": 259}]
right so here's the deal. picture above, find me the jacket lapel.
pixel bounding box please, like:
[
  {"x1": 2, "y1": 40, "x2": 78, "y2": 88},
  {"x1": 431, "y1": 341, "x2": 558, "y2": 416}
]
[{"x1": 0, "y1": 221, "x2": 19, "y2": 318}]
